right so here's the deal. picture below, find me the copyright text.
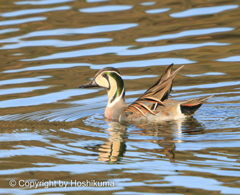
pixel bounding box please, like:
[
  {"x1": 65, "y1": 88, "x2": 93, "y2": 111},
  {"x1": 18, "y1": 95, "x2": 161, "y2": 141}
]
[{"x1": 9, "y1": 179, "x2": 115, "y2": 188}]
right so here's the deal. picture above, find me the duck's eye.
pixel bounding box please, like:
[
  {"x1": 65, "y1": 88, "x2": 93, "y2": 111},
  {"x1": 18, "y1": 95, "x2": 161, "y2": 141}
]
[{"x1": 102, "y1": 73, "x2": 107, "y2": 78}]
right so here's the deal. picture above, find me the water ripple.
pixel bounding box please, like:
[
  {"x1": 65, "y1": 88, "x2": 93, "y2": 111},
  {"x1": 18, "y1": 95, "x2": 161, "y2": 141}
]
[
  {"x1": 3, "y1": 58, "x2": 194, "y2": 73},
  {"x1": 183, "y1": 72, "x2": 226, "y2": 77},
  {"x1": 0, "y1": 89, "x2": 99, "y2": 108},
  {"x1": 2, "y1": 187, "x2": 122, "y2": 195},
  {"x1": 0, "y1": 86, "x2": 51, "y2": 96},
  {"x1": 3, "y1": 63, "x2": 90, "y2": 73},
  {"x1": 159, "y1": 176, "x2": 240, "y2": 194},
  {"x1": 79, "y1": 5, "x2": 133, "y2": 13},
  {"x1": 0, "y1": 76, "x2": 51, "y2": 86},
  {"x1": 0, "y1": 23, "x2": 138, "y2": 43},
  {"x1": 22, "y1": 46, "x2": 132, "y2": 61},
  {"x1": 118, "y1": 42, "x2": 229, "y2": 56},
  {"x1": 0, "y1": 133, "x2": 47, "y2": 142},
  {"x1": 122, "y1": 75, "x2": 158, "y2": 80},
  {"x1": 170, "y1": 5, "x2": 239, "y2": 18},
  {"x1": 0, "y1": 28, "x2": 19, "y2": 35},
  {"x1": 1, "y1": 38, "x2": 112, "y2": 50},
  {"x1": 145, "y1": 8, "x2": 170, "y2": 14},
  {"x1": 0, "y1": 146, "x2": 60, "y2": 158},
  {"x1": 87, "y1": 0, "x2": 109, "y2": 2},
  {"x1": 174, "y1": 80, "x2": 240, "y2": 91},
  {"x1": 136, "y1": 27, "x2": 234, "y2": 42},
  {"x1": 0, "y1": 16, "x2": 46, "y2": 26},
  {"x1": 216, "y1": 55, "x2": 240, "y2": 62},
  {"x1": 92, "y1": 58, "x2": 195, "y2": 69},
  {"x1": 140, "y1": 2, "x2": 156, "y2": 6},
  {"x1": 1, "y1": 6, "x2": 71, "y2": 17},
  {"x1": 15, "y1": 0, "x2": 74, "y2": 5},
  {"x1": 22, "y1": 42, "x2": 229, "y2": 61}
]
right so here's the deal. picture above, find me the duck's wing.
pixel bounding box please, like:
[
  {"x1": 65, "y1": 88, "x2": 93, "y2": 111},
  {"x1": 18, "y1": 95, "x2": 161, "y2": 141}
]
[{"x1": 124, "y1": 64, "x2": 184, "y2": 117}]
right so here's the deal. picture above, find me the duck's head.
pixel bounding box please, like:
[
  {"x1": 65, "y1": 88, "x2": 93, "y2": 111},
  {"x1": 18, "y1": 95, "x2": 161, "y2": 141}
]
[
  {"x1": 79, "y1": 67, "x2": 125, "y2": 105},
  {"x1": 79, "y1": 67, "x2": 122, "y2": 89}
]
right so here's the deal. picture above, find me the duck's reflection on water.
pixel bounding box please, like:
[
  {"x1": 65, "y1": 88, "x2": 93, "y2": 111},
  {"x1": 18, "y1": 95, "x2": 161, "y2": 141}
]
[
  {"x1": 97, "y1": 117, "x2": 205, "y2": 163},
  {"x1": 97, "y1": 122, "x2": 127, "y2": 163},
  {"x1": 0, "y1": 116, "x2": 205, "y2": 164}
]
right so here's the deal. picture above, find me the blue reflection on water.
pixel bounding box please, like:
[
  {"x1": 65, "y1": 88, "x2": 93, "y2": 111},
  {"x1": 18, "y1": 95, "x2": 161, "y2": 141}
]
[
  {"x1": 3, "y1": 58, "x2": 194, "y2": 73},
  {"x1": 0, "y1": 89, "x2": 99, "y2": 108},
  {"x1": 22, "y1": 46, "x2": 132, "y2": 61},
  {"x1": 87, "y1": 0, "x2": 109, "y2": 2},
  {"x1": 140, "y1": 2, "x2": 156, "y2": 6},
  {"x1": 183, "y1": 72, "x2": 225, "y2": 77},
  {"x1": 1, "y1": 6, "x2": 71, "y2": 17},
  {"x1": 12, "y1": 53, "x2": 23, "y2": 56},
  {"x1": 0, "y1": 76, "x2": 51, "y2": 86},
  {"x1": 122, "y1": 75, "x2": 158, "y2": 80},
  {"x1": 1, "y1": 38, "x2": 112, "y2": 50},
  {"x1": 145, "y1": 8, "x2": 170, "y2": 14},
  {"x1": 15, "y1": 0, "x2": 74, "y2": 5},
  {"x1": 118, "y1": 42, "x2": 229, "y2": 56},
  {"x1": 216, "y1": 55, "x2": 240, "y2": 62},
  {"x1": 92, "y1": 58, "x2": 195, "y2": 69},
  {"x1": 174, "y1": 81, "x2": 240, "y2": 91},
  {"x1": 137, "y1": 27, "x2": 234, "y2": 42},
  {"x1": 21, "y1": 42, "x2": 229, "y2": 61},
  {"x1": 159, "y1": 176, "x2": 240, "y2": 194},
  {"x1": 3, "y1": 63, "x2": 89, "y2": 73},
  {"x1": 0, "y1": 28, "x2": 19, "y2": 34},
  {"x1": 0, "y1": 17, "x2": 46, "y2": 26},
  {"x1": 0, "y1": 23, "x2": 138, "y2": 43},
  {"x1": 0, "y1": 86, "x2": 51, "y2": 96},
  {"x1": 170, "y1": 5, "x2": 239, "y2": 18},
  {"x1": 80, "y1": 5, "x2": 133, "y2": 13}
]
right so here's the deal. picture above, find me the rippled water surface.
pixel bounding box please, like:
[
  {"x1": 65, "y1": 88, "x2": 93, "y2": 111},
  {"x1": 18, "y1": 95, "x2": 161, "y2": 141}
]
[{"x1": 0, "y1": 0, "x2": 240, "y2": 194}]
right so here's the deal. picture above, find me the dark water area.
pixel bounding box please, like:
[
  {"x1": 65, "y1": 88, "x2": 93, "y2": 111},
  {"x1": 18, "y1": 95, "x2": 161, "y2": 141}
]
[{"x1": 0, "y1": 0, "x2": 240, "y2": 194}]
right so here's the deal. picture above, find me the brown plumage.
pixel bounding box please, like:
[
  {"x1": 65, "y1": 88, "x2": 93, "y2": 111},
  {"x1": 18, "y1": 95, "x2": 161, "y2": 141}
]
[{"x1": 125, "y1": 64, "x2": 184, "y2": 117}]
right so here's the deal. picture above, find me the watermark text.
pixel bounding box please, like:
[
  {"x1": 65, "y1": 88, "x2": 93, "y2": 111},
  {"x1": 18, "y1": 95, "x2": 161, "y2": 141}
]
[{"x1": 9, "y1": 179, "x2": 114, "y2": 188}]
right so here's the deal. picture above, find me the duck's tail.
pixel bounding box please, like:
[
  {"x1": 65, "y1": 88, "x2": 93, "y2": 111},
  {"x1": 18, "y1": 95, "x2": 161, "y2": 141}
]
[{"x1": 180, "y1": 95, "x2": 214, "y2": 116}]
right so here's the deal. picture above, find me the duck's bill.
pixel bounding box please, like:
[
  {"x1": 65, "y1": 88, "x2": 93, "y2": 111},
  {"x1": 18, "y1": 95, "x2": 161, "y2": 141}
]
[{"x1": 79, "y1": 80, "x2": 99, "y2": 88}]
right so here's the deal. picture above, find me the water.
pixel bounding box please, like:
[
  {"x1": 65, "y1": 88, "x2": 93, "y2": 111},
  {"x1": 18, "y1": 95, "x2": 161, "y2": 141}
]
[{"x1": 0, "y1": 0, "x2": 240, "y2": 194}]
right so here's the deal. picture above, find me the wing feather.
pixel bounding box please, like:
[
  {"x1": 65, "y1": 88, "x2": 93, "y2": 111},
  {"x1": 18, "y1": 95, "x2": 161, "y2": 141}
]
[
  {"x1": 127, "y1": 105, "x2": 146, "y2": 117},
  {"x1": 124, "y1": 64, "x2": 184, "y2": 116}
]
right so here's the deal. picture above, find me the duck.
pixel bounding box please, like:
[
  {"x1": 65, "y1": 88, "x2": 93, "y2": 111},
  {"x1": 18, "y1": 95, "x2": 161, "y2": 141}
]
[{"x1": 79, "y1": 64, "x2": 213, "y2": 123}]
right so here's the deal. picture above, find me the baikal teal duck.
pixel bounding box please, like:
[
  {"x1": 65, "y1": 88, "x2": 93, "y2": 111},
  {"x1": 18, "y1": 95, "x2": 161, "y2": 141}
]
[{"x1": 79, "y1": 64, "x2": 213, "y2": 123}]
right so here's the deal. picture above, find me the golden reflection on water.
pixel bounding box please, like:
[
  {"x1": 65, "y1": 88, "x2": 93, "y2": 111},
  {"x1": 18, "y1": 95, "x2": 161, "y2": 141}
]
[
  {"x1": 98, "y1": 122, "x2": 127, "y2": 163},
  {"x1": 96, "y1": 118, "x2": 206, "y2": 164}
]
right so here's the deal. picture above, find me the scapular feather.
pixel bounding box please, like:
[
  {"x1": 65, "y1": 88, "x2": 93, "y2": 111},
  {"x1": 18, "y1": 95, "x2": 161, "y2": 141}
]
[{"x1": 124, "y1": 64, "x2": 184, "y2": 116}]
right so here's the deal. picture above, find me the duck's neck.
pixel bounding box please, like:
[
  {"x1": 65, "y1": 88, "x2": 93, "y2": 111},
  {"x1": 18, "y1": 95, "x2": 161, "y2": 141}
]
[
  {"x1": 107, "y1": 73, "x2": 125, "y2": 107},
  {"x1": 105, "y1": 73, "x2": 127, "y2": 120}
]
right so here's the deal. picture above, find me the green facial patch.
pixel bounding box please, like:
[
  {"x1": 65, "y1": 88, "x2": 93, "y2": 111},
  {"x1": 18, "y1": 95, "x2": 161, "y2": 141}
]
[{"x1": 106, "y1": 72, "x2": 125, "y2": 103}]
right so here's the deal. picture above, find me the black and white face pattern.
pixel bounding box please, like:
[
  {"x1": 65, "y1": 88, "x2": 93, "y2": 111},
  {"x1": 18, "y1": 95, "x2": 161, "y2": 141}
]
[{"x1": 93, "y1": 67, "x2": 122, "y2": 90}]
